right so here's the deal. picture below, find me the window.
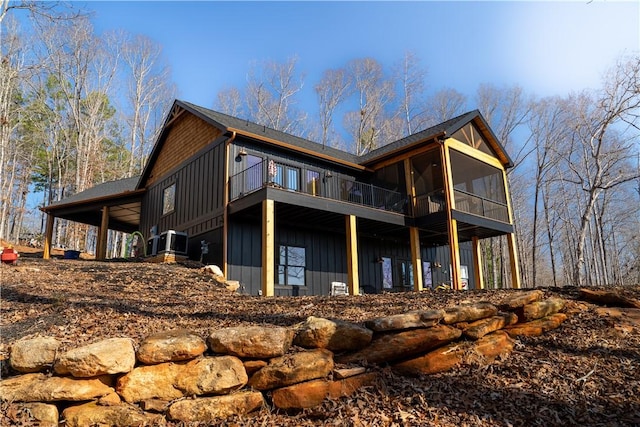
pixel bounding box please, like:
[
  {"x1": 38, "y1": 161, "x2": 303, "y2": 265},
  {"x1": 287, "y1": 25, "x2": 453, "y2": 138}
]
[
  {"x1": 423, "y1": 261, "x2": 433, "y2": 289},
  {"x1": 162, "y1": 183, "x2": 176, "y2": 215},
  {"x1": 381, "y1": 257, "x2": 393, "y2": 289},
  {"x1": 398, "y1": 259, "x2": 414, "y2": 287},
  {"x1": 278, "y1": 245, "x2": 306, "y2": 286},
  {"x1": 273, "y1": 163, "x2": 300, "y2": 191}
]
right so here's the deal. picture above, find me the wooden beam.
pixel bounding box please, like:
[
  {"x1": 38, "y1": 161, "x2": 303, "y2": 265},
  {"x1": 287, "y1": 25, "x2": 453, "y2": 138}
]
[
  {"x1": 43, "y1": 214, "x2": 54, "y2": 260},
  {"x1": 345, "y1": 215, "x2": 360, "y2": 296},
  {"x1": 507, "y1": 233, "x2": 521, "y2": 289},
  {"x1": 96, "y1": 206, "x2": 109, "y2": 260},
  {"x1": 368, "y1": 140, "x2": 441, "y2": 171},
  {"x1": 472, "y1": 236, "x2": 485, "y2": 290},
  {"x1": 446, "y1": 137, "x2": 506, "y2": 170},
  {"x1": 409, "y1": 227, "x2": 423, "y2": 292},
  {"x1": 261, "y1": 199, "x2": 275, "y2": 297},
  {"x1": 404, "y1": 158, "x2": 416, "y2": 216},
  {"x1": 441, "y1": 142, "x2": 461, "y2": 290},
  {"x1": 501, "y1": 169, "x2": 521, "y2": 289}
]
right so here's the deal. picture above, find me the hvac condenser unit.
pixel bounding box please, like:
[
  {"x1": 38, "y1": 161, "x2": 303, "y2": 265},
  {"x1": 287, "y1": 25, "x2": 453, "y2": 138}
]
[{"x1": 147, "y1": 230, "x2": 188, "y2": 256}]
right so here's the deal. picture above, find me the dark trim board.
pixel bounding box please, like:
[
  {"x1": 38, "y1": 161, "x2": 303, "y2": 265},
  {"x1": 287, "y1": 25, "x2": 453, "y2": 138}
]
[{"x1": 452, "y1": 210, "x2": 514, "y2": 237}]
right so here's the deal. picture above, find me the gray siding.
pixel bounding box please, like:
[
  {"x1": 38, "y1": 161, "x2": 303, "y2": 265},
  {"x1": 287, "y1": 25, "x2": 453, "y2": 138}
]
[
  {"x1": 141, "y1": 138, "x2": 226, "y2": 250},
  {"x1": 227, "y1": 218, "x2": 348, "y2": 296},
  {"x1": 227, "y1": 216, "x2": 475, "y2": 296}
]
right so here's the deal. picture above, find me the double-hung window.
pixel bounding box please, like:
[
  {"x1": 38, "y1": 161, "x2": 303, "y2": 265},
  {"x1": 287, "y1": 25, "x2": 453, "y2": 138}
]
[{"x1": 278, "y1": 245, "x2": 306, "y2": 286}]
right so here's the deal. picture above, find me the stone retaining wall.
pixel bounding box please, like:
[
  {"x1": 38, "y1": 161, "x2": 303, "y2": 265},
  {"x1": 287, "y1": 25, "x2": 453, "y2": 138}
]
[{"x1": 1, "y1": 290, "x2": 568, "y2": 426}]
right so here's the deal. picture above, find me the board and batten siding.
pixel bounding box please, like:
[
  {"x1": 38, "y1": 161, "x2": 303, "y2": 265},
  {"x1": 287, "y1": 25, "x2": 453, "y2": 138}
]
[
  {"x1": 144, "y1": 113, "x2": 222, "y2": 187},
  {"x1": 227, "y1": 218, "x2": 348, "y2": 296},
  {"x1": 226, "y1": 215, "x2": 476, "y2": 295},
  {"x1": 140, "y1": 138, "x2": 226, "y2": 244}
]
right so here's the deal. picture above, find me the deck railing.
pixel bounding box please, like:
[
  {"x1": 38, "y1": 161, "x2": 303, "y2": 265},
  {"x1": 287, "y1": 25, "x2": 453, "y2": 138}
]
[
  {"x1": 413, "y1": 191, "x2": 447, "y2": 216},
  {"x1": 453, "y1": 189, "x2": 509, "y2": 223},
  {"x1": 229, "y1": 159, "x2": 409, "y2": 214}
]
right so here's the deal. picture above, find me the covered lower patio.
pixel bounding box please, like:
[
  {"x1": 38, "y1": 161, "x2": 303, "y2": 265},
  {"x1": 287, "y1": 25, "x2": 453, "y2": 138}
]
[{"x1": 40, "y1": 177, "x2": 144, "y2": 260}]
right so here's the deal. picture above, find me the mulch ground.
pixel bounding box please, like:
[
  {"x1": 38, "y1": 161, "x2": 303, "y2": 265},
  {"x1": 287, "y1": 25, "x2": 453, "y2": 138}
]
[{"x1": 1, "y1": 256, "x2": 639, "y2": 426}]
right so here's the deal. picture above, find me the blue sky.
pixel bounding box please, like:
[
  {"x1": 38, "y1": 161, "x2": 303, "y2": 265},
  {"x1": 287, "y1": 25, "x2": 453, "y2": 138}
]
[{"x1": 83, "y1": 1, "x2": 640, "y2": 112}]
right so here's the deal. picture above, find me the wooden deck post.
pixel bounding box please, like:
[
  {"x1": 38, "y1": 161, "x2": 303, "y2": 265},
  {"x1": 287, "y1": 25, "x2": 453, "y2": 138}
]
[
  {"x1": 96, "y1": 206, "x2": 109, "y2": 260},
  {"x1": 261, "y1": 199, "x2": 275, "y2": 297},
  {"x1": 404, "y1": 158, "x2": 416, "y2": 216},
  {"x1": 43, "y1": 214, "x2": 54, "y2": 260},
  {"x1": 345, "y1": 214, "x2": 359, "y2": 296},
  {"x1": 441, "y1": 141, "x2": 462, "y2": 290},
  {"x1": 472, "y1": 236, "x2": 485, "y2": 290},
  {"x1": 507, "y1": 233, "x2": 521, "y2": 289},
  {"x1": 409, "y1": 227, "x2": 423, "y2": 292},
  {"x1": 502, "y1": 170, "x2": 521, "y2": 289}
]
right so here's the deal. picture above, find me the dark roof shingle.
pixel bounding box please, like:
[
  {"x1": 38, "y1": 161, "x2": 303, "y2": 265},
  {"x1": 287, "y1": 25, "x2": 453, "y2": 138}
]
[{"x1": 45, "y1": 176, "x2": 140, "y2": 208}]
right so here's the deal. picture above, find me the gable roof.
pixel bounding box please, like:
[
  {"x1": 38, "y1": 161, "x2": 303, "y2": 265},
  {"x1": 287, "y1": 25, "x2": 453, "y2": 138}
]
[
  {"x1": 360, "y1": 110, "x2": 513, "y2": 167},
  {"x1": 181, "y1": 101, "x2": 360, "y2": 165},
  {"x1": 138, "y1": 100, "x2": 514, "y2": 190},
  {"x1": 138, "y1": 100, "x2": 363, "y2": 188}
]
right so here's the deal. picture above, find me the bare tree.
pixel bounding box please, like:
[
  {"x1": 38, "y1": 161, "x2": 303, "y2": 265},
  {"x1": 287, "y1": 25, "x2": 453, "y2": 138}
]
[
  {"x1": 122, "y1": 33, "x2": 175, "y2": 175},
  {"x1": 0, "y1": 17, "x2": 25, "y2": 240},
  {"x1": 394, "y1": 51, "x2": 427, "y2": 136},
  {"x1": 343, "y1": 58, "x2": 395, "y2": 155},
  {"x1": 559, "y1": 56, "x2": 640, "y2": 286},
  {"x1": 0, "y1": 0, "x2": 80, "y2": 26},
  {"x1": 315, "y1": 68, "x2": 351, "y2": 148},
  {"x1": 245, "y1": 56, "x2": 307, "y2": 136},
  {"x1": 476, "y1": 84, "x2": 532, "y2": 168},
  {"x1": 424, "y1": 88, "x2": 467, "y2": 125},
  {"x1": 527, "y1": 97, "x2": 567, "y2": 287},
  {"x1": 215, "y1": 86, "x2": 244, "y2": 118}
]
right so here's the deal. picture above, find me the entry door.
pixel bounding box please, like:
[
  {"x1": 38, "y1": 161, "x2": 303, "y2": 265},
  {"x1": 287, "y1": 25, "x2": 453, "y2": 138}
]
[{"x1": 396, "y1": 259, "x2": 413, "y2": 289}]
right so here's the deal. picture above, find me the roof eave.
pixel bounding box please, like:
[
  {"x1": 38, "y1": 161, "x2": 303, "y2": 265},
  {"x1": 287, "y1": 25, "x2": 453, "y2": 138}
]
[{"x1": 40, "y1": 188, "x2": 146, "y2": 213}]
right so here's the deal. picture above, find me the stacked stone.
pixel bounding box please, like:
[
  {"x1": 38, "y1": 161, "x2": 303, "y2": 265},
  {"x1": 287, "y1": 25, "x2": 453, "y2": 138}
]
[{"x1": 0, "y1": 291, "x2": 567, "y2": 426}]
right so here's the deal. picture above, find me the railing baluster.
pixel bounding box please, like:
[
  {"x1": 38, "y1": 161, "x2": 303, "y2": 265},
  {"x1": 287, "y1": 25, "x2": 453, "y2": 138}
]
[{"x1": 230, "y1": 160, "x2": 411, "y2": 214}]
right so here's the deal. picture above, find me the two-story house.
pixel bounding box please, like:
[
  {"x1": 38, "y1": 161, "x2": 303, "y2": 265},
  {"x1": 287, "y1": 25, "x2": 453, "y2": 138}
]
[{"x1": 41, "y1": 100, "x2": 521, "y2": 296}]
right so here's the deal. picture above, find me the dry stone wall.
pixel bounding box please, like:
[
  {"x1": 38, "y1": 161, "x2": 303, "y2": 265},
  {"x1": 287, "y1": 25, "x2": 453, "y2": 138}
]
[{"x1": 1, "y1": 291, "x2": 568, "y2": 426}]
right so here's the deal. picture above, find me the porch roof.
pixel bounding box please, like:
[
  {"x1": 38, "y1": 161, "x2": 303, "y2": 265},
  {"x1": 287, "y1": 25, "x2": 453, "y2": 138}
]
[{"x1": 40, "y1": 176, "x2": 143, "y2": 233}]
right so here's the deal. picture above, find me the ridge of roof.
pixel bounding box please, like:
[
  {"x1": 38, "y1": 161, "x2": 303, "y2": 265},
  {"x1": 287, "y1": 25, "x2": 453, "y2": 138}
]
[
  {"x1": 177, "y1": 100, "x2": 359, "y2": 165},
  {"x1": 359, "y1": 110, "x2": 479, "y2": 164}
]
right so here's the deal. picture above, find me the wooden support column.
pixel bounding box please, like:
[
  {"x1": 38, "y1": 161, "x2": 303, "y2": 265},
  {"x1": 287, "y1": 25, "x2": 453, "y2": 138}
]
[
  {"x1": 441, "y1": 141, "x2": 462, "y2": 290},
  {"x1": 404, "y1": 158, "x2": 416, "y2": 216},
  {"x1": 96, "y1": 206, "x2": 109, "y2": 260},
  {"x1": 222, "y1": 138, "x2": 231, "y2": 276},
  {"x1": 507, "y1": 233, "x2": 521, "y2": 289},
  {"x1": 447, "y1": 219, "x2": 462, "y2": 290},
  {"x1": 43, "y1": 214, "x2": 54, "y2": 260},
  {"x1": 345, "y1": 214, "x2": 359, "y2": 296},
  {"x1": 502, "y1": 170, "x2": 521, "y2": 289},
  {"x1": 472, "y1": 236, "x2": 485, "y2": 290},
  {"x1": 409, "y1": 227, "x2": 423, "y2": 292},
  {"x1": 261, "y1": 199, "x2": 275, "y2": 297}
]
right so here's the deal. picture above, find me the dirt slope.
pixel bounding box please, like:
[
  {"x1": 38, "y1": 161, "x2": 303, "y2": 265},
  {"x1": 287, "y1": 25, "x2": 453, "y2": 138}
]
[{"x1": 1, "y1": 258, "x2": 639, "y2": 426}]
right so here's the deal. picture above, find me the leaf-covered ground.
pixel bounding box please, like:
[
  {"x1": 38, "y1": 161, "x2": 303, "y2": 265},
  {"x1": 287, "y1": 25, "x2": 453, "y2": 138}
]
[{"x1": 1, "y1": 257, "x2": 639, "y2": 426}]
